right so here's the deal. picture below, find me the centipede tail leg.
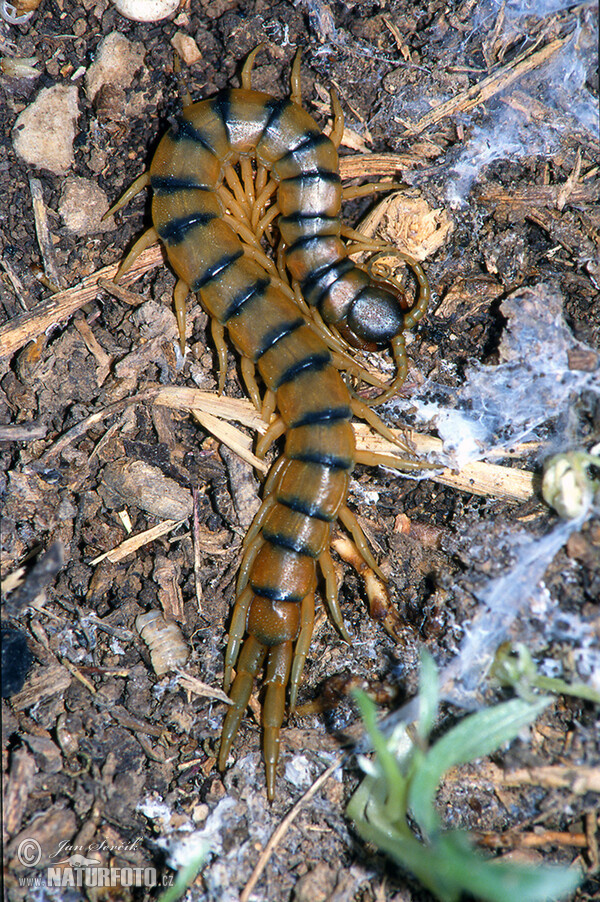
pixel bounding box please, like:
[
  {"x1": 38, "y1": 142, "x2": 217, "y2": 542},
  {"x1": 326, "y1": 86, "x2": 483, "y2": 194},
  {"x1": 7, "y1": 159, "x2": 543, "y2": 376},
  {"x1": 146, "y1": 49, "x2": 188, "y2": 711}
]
[
  {"x1": 263, "y1": 640, "x2": 293, "y2": 799},
  {"x1": 219, "y1": 635, "x2": 268, "y2": 769},
  {"x1": 289, "y1": 593, "x2": 315, "y2": 711}
]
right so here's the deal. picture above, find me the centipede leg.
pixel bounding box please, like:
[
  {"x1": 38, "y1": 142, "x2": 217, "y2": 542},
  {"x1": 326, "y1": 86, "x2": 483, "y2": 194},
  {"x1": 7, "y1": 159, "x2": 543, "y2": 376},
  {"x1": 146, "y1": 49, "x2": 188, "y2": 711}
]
[
  {"x1": 261, "y1": 389, "x2": 276, "y2": 424},
  {"x1": 263, "y1": 640, "x2": 293, "y2": 800},
  {"x1": 237, "y1": 531, "x2": 267, "y2": 596},
  {"x1": 289, "y1": 592, "x2": 315, "y2": 711},
  {"x1": 219, "y1": 634, "x2": 267, "y2": 768},
  {"x1": 240, "y1": 156, "x2": 256, "y2": 206},
  {"x1": 223, "y1": 586, "x2": 254, "y2": 691},
  {"x1": 256, "y1": 417, "x2": 286, "y2": 458},
  {"x1": 103, "y1": 171, "x2": 151, "y2": 219},
  {"x1": 113, "y1": 227, "x2": 159, "y2": 283},
  {"x1": 338, "y1": 504, "x2": 385, "y2": 580},
  {"x1": 174, "y1": 279, "x2": 189, "y2": 355},
  {"x1": 328, "y1": 87, "x2": 344, "y2": 149},
  {"x1": 350, "y1": 397, "x2": 412, "y2": 453},
  {"x1": 210, "y1": 318, "x2": 228, "y2": 394},
  {"x1": 342, "y1": 182, "x2": 397, "y2": 202},
  {"x1": 241, "y1": 355, "x2": 262, "y2": 410},
  {"x1": 319, "y1": 549, "x2": 351, "y2": 642}
]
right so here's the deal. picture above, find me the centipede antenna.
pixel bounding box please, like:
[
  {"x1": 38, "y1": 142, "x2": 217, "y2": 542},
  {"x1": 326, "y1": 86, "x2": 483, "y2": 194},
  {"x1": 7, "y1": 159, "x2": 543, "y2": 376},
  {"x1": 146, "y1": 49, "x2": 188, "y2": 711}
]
[
  {"x1": 290, "y1": 48, "x2": 302, "y2": 105},
  {"x1": 241, "y1": 43, "x2": 265, "y2": 90},
  {"x1": 103, "y1": 172, "x2": 150, "y2": 220}
]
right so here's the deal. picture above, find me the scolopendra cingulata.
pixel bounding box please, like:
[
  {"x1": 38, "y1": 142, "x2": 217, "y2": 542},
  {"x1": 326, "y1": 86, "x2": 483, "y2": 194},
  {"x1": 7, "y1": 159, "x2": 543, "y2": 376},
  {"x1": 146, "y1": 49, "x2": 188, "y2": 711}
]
[{"x1": 107, "y1": 47, "x2": 430, "y2": 799}]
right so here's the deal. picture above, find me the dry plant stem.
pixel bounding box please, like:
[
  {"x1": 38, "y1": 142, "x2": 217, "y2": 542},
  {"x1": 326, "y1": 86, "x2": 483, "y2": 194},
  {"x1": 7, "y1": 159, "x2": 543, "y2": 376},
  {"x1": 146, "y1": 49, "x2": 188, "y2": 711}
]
[
  {"x1": 403, "y1": 34, "x2": 570, "y2": 135},
  {"x1": 353, "y1": 423, "x2": 534, "y2": 502},
  {"x1": 0, "y1": 245, "x2": 164, "y2": 360},
  {"x1": 239, "y1": 756, "x2": 343, "y2": 902},
  {"x1": 29, "y1": 177, "x2": 62, "y2": 289},
  {"x1": 475, "y1": 830, "x2": 590, "y2": 850},
  {"x1": 501, "y1": 766, "x2": 600, "y2": 794},
  {"x1": 89, "y1": 519, "x2": 186, "y2": 566}
]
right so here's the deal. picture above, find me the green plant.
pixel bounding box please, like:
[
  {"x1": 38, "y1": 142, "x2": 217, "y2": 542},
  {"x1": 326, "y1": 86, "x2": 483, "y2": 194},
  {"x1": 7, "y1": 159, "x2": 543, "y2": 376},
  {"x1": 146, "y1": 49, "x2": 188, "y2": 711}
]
[{"x1": 347, "y1": 652, "x2": 582, "y2": 902}]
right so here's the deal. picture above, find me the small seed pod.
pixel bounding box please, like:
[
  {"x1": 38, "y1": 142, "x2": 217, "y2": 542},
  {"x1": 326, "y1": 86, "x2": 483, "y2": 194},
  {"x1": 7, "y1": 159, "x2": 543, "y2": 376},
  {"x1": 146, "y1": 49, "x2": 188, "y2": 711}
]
[{"x1": 136, "y1": 611, "x2": 189, "y2": 678}]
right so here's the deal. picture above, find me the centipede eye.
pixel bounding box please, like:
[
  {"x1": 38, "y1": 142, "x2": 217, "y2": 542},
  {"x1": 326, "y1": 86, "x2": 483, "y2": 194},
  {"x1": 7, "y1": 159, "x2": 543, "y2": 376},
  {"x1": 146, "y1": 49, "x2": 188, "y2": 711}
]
[{"x1": 341, "y1": 286, "x2": 405, "y2": 350}]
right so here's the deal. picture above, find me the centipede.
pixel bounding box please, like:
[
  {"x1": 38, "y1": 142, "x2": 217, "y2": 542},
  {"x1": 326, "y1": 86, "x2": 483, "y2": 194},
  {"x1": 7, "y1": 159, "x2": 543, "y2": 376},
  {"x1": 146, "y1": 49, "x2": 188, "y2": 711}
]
[{"x1": 108, "y1": 47, "x2": 429, "y2": 799}]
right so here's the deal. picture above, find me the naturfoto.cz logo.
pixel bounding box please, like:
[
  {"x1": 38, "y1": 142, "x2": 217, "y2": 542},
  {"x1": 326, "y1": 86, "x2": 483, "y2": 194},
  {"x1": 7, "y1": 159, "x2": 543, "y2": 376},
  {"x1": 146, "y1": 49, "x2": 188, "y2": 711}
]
[{"x1": 16, "y1": 839, "x2": 160, "y2": 889}]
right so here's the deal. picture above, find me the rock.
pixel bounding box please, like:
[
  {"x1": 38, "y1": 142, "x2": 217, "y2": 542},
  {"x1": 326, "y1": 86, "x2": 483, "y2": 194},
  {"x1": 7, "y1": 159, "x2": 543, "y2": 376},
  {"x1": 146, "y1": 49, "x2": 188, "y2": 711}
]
[
  {"x1": 59, "y1": 176, "x2": 114, "y2": 235},
  {"x1": 85, "y1": 31, "x2": 146, "y2": 103},
  {"x1": 170, "y1": 32, "x2": 202, "y2": 66},
  {"x1": 111, "y1": 0, "x2": 180, "y2": 22},
  {"x1": 12, "y1": 85, "x2": 79, "y2": 175}
]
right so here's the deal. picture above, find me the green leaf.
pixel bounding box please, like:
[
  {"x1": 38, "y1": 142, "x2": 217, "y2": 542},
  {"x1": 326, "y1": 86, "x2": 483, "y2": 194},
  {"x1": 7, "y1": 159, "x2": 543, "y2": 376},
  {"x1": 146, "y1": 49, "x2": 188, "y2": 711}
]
[{"x1": 408, "y1": 696, "x2": 551, "y2": 837}]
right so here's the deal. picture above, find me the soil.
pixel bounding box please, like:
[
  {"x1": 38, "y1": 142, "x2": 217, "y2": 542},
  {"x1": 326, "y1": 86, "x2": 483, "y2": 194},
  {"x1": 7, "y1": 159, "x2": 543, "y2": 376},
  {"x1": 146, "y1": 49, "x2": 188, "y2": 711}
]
[{"x1": 1, "y1": 1, "x2": 599, "y2": 901}]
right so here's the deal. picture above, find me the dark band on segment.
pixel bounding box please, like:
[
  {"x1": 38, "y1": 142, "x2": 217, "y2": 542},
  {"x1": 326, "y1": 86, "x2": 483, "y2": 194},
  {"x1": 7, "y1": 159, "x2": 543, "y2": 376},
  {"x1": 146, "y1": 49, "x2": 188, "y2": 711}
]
[
  {"x1": 278, "y1": 492, "x2": 335, "y2": 522},
  {"x1": 290, "y1": 405, "x2": 351, "y2": 429},
  {"x1": 277, "y1": 130, "x2": 331, "y2": 163},
  {"x1": 261, "y1": 528, "x2": 320, "y2": 558},
  {"x1": 222, "y1": 277, "x2": 270, "y2": 322},
  {"x1": 285, "y1": 446, "x2": 353, "y2": 470},
  {"x1": 191, "y1": 249, "x2": 244, "y2": 291},
  {"x1": 274, "y1": 351, "x2": 331, "y2": 389},
  {"x1": 302, "y1": 258, "x2": 355, "y2": 306},
  {"x1": 250, "y1": 581, "x2": 305, "y2": 604},
  {"x1": 212, "y1": 90, "x2": 231, "y2": 142},
  {"x1": 254, "y1": 318, "x2": 305, "y2": 360},
  {"x1": 280, "y1": 169, "x2": 341, "y2": 187},
  {"x1": 172, "y1": 116, "x2": 218, "y2": 154},
  {"x1": 151, "y1": 175, "x2": 211, "y2": 195},
  {"x1": 285, "y1": 232, "x2": 340, "y2": 257},
  {"x1": 157, "y1": 211, "x2": 217, "y2": 245}
]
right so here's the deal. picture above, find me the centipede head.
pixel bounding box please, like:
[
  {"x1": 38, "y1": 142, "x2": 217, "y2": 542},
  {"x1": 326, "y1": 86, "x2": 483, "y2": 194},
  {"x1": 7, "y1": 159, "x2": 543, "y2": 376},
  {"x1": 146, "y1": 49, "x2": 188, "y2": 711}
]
[{"x1": 337, "y1": 281, "x2": 407, "y2": 352}]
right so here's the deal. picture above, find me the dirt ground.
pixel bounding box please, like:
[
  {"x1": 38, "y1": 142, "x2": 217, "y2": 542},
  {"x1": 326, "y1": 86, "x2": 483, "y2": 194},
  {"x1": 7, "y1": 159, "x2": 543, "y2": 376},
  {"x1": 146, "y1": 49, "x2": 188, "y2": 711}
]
[{"x1": 1, "y1": 1, "x2": 599, "y2": 900}]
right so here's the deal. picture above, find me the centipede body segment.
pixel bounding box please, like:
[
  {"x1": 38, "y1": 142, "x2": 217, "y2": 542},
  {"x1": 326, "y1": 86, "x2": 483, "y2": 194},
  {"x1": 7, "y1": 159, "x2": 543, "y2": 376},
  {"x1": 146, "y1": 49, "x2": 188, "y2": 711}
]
[{"x1": 111, "y1": 50, "x2": 429, "y2": 798}]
